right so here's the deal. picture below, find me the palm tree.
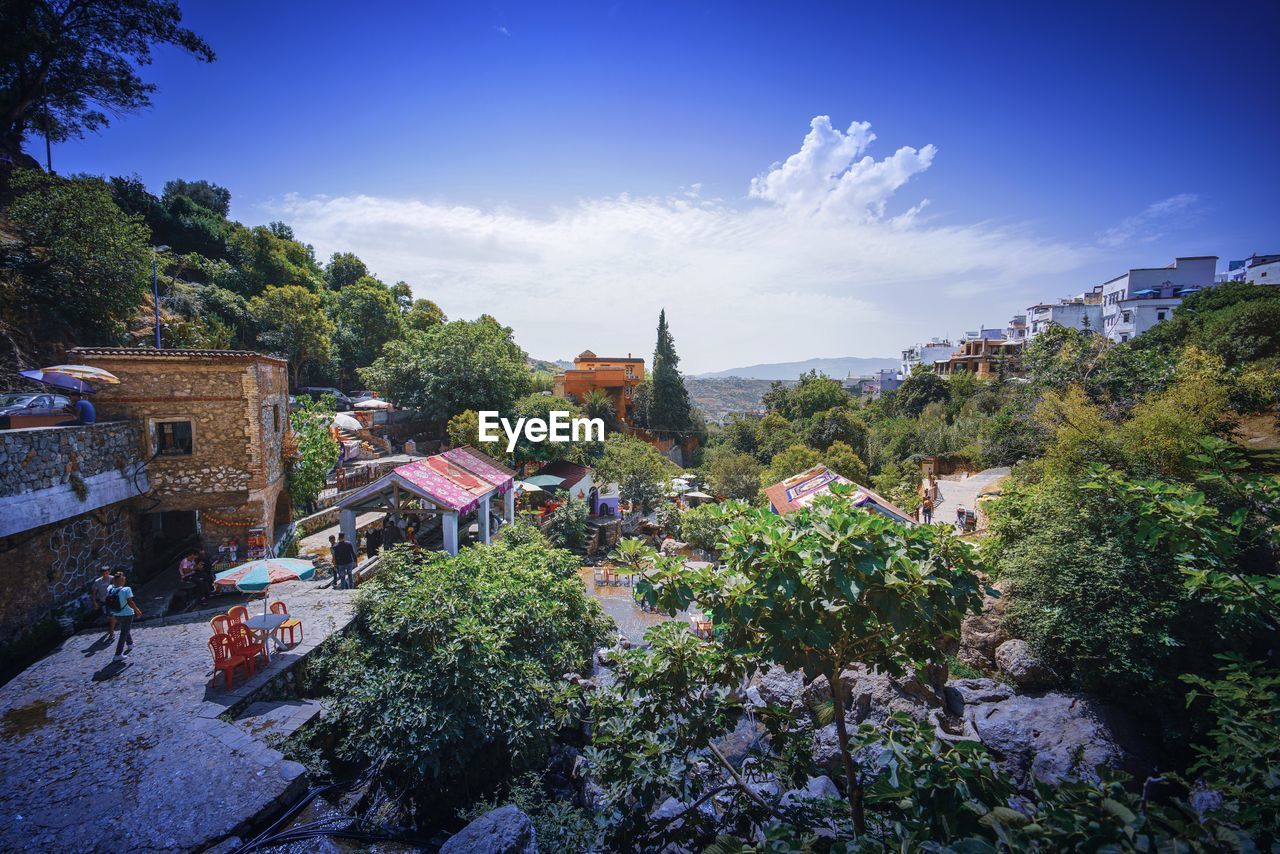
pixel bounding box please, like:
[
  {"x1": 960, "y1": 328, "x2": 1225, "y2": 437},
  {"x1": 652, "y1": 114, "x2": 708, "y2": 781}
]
[{"x1": 581, "y1": 388, "x2": 616, "y2": 430}]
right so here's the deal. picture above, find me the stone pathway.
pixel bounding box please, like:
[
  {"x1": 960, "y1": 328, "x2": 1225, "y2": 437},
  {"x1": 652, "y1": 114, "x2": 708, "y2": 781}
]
[
  {"x1": 932, "y1": 467, "x2": 1011, "y2": 524},
  {"x1": 0, "y1": 580, "x2": 357, "y2": 853}
]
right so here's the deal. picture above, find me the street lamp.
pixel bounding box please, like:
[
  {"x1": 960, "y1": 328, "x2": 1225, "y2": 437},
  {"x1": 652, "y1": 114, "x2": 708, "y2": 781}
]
[{"x1": 152, "y1": 245, "x2": 170, "y2": 349}]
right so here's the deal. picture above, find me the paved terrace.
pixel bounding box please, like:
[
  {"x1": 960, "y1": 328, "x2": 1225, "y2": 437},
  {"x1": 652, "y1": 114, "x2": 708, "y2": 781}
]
[{"x1": 0, "y1": 580, "x2": 357, "y2": 853}]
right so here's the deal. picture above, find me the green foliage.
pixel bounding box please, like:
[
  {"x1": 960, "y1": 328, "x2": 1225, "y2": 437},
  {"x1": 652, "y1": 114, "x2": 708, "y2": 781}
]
[
  {"x1": 162, "y1": 179, "x2": 230, "y2": 217},
  {"x1": 404, "y1": 297, "x2": 446, "y2": 332},
  {"x1": 331, "y1": 278, "x2": 403, "y2": 378},
  {"x1": 579, "y1": 388, "x2": 616, "y2": 428},
  {"x1": 676, "y1": 502, "x2": 737, "y2": 552},
  {"x1": 3, "y1": 169, "x2": 151, "y2": 341},
  {"x1": 359, "y1": 317, "x2": 531, "y2": 427},
  {"x1": 249, "y1": 285, "x2": 334, "y2": 385},
  {"x1": 823, "y1": 440, "x2": 868, "y2": 485},
  {"x1": 0, "y1": 0, "x2": 214, "y2": 154},
  {"x1": 459, "y1": 771, "x2": 598, "y2": 853},
  {"x1": 888, "y1": 364, "x2": 949, "y2": 417},
  {"x1": 764, "y1": 371, "x2": 853, "y2": 422},
  {"x1": 224, "y1": 223, "x2": 324, "y2": 296},
  {"x1": 544, "y1": 498, "x2": 589, "y2": 550},
  {"x1": 638, "y1": 491, "x2": 985, "y2": 828},
  {"x1": 509, "y1": 394, "x2": 588, "y2": 466},
  {"x1": 496, "y1": 520, "x2": 552, "y2": 549},
  {"x1": 596, "y1": 435, "x2": 675, "y2": 511},
  {"x1": 323, "y1": 251, "x2": 368, "y2": 290},
  {"x1": 1182, "y1": 655, "x2": 1280, "y2": 845},
  {"x1": 803, "y1": 406, "x2": 868, "y2": 456},
  {"x1": 759, "y1": 444, "x2": 822, "y2": 492},
  {"x1": 321, "y1": 540, "x2": 611, "y2": 811},
  {"x1": 704, "y1": 449, "x2": 764, "y2": 500},
  {"x1": 285, "y1": 396, "x2": 338, "y2": 513},
  {"x1": 647, "y1": 309, "x2": 694, "y2": 437}
]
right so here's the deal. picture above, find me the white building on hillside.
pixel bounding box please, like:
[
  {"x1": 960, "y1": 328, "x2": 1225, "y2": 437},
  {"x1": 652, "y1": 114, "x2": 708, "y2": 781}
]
[
  {"x1": 900, "y1": 338, "x2": 956, "y2": 378},
  {"x1": 1225, "y1": 253, "x2": 1280, "y2": 284},
  {"x1": 1100, "y1": 256, "x2": 1218, "y2": 343},
  {"x1": 1027, "y1": 288, "x2": 1104, "y2": 339}
]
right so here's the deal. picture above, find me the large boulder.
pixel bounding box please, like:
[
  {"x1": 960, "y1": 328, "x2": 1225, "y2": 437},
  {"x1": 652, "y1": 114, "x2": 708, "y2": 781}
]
[
  {"x1": 838, "y1": 665, "x2": 943, "y2": 724},
  {"x1": 658, "y1": 537, "x2": 688, "y2": 557},
  {"x1": 957, "y1": 579, "x2": 1010, "y2": 671},
  {"x1": 995, "y1": 639, "x2": 1052, "y2": 687},
  {"x1": 943, "y1": 677, "x2": 1014, "y2": 717},
  {"x1": 964, "y1": 692, "x2": 1147, "y2": 788},
  {"x1": 441, "y1": 805, "x2": 537, "y2": 854},
  {"x1": 779, "y1": 775, "x2": 840, "y2": 810},
  {"x1": 754, "y1": 667, "x2": 807, "y2": 710}
]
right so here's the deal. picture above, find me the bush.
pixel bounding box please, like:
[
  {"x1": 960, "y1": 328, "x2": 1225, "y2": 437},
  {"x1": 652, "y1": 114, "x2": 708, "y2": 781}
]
[
  {"x1": 677, "y1": 503, "x2": 723, "y2": 552},
  {"x1": 544, "y1": 498, "x2": 589, "y2": 550},
  {"x1": 320, "y1": 540, "x2": 612, "y2": 818}
]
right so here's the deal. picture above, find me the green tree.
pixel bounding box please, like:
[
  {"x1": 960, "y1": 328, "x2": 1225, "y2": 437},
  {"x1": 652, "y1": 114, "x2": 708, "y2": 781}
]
[
  {"x1": 804, "y1": 405, "x2": 868, "y2": 455},
  {"x1": 0, "y1": 0, "x2": 214, "y2": 157},
  {"x1": 224, "y1": 224, "x2": 323, "y2": 296},
  {"x1": 759, "y1": 443, "x2": 822, "y2": 491},
  {"x1": 249, "y1": 285, "x2": 334, "y2": 386},
  {"x1": 596, "y1": 435, "x2": 673, "y2": 511},
  {"x1": 639, "y1": 491, "x2": 985, "y2": 829},
  {"x1": 286, "y1": 395, "x2": 338, "y2": 512},
  {"x1": 544, "y1": 497, "x2": 589, "y2": 549},
  {"x1": 786, "y1": 370, "x2": 852, "y2": 420},
  {"x1": 404, "y1": 297, "x2": 446, "y2": 331},
  {"x1": 161, "y1": 178, "x2": 230, "y2": 217},
  {"x1": 359, "y1": 317, "x2": 531, "y2": 427},
  {"x1": 323, "y1": 539, "x2": 611, "y2": 817},
  {"x1": 705, "y1": 449, "x2": 763, "y2": 500},
  {"x1": 507, "y1": 393, "x2": 587, "y2": 467},
  {"x1": 331, "y1": 278, "x2": 402, "y2": 378},
  {"x1": 579, "y1": 388, "x2": 616, "y2": 429},
  {"x1": 888, "y1": 363, "x2": 949, "y2": 417},
  {"x1": 323, "y1": 251, "x2": 367, "y2": 290},
  {"x1": 647, "y1": 309, "x2": 694, "y2": 438},
  {"x1": 3, "y1": 169, "x2": 150, "y2": 341},
  {"x1": 824, "y1": 439, "x2": 868, "y2": 484}
]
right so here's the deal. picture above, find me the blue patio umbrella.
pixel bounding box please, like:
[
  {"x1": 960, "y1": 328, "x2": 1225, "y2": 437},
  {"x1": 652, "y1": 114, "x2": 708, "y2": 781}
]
[{"x1": 1132, "y1": 288, "x2": 1159, "y2": 296}]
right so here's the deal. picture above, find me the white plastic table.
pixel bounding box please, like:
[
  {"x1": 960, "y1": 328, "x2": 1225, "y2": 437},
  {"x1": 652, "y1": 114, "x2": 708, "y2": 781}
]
[{"x1": 244, "y1": 613, "x2": 289, "y2": 658}]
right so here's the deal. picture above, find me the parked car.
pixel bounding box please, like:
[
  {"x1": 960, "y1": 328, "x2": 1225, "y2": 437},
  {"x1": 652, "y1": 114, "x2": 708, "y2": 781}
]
[
  {"x1": 346, "y1": 390, "x2": 376, "y2": 404},
  {"x1": 0, "y1": 392, "x2": 71, "y2": 417},
  {"x1": 294, "y1": 386, "x2": 353, "y2": 410}
]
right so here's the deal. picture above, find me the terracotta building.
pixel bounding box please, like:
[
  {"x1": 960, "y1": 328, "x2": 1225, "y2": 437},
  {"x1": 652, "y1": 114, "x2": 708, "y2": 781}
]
[
  {"x1": 553, "y1": 350, "x2": 645, "y2": 425},
  {"x1": 70, "y1": 348, "x2": 291, "y2": 556}
]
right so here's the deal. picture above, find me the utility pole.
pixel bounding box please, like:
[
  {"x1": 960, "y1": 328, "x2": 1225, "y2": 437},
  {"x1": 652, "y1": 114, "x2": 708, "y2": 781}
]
[{"x1": 152, "y1": 245, "x2": 170, "y2": 348}]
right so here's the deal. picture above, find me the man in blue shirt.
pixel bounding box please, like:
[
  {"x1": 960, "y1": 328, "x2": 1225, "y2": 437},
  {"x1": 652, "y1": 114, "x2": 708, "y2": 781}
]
[
  {"x1": 60, "y1": 391, "x2": 96, "y2": 425},
  {"x1": 109, "y1": 572, "x2": 142, "y2": 662}
]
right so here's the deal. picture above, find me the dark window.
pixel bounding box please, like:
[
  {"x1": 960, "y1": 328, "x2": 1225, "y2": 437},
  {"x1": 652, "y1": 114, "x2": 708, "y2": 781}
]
[
  {"x1": 155, "y1": 420, "x2": 194, "y2": 456},
  {"x1": 272, "y1": 404, "x2": 280, "y2": 432}
]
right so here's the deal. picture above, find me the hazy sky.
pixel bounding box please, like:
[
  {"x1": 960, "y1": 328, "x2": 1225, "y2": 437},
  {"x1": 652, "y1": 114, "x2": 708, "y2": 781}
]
[{"x1": 48, "y1": 1, "x2": 1280, "y2": 373}]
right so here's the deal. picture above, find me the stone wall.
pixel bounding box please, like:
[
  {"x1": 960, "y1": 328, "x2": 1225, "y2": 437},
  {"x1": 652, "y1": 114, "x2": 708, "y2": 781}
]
[
  {"x1": 0, "y1": 422, "x2": 141, "y2": 499},
  {"x1": 0, "y1": 504, "x2": 137, "y2": 638}
]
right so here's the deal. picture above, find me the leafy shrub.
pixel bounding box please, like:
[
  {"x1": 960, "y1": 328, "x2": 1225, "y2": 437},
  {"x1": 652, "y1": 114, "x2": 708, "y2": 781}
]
[
  {"x1": 320, "y1": 540, "x2": 612, "y2": 817},
  {"x1": 544, "y1": 498, "x2": 589, "y2": 549}
]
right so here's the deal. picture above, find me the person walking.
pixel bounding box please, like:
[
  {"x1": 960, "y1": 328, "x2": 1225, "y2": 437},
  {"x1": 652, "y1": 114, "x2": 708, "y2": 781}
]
[
  {"x1": 365, "y1": 525, "x2": 382, "y2": 559},
  {"x1": 108, "y1": 572, "x2": 142, "y2": 662},
  {"x1": 91, "y1": 567, "x2": 116, "y2": 643},
  {"x1": 332, "y1": 533, "x2": 357, "y2": 590},
  {"x1": 921, "y1": 493, "x2": 934, "y2": 524}
]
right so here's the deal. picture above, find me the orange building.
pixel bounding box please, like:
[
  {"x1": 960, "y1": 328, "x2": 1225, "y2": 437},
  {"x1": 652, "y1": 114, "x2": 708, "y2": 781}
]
[{"x1": 554, "y1": 350, "x2": 645, "y2": 424}]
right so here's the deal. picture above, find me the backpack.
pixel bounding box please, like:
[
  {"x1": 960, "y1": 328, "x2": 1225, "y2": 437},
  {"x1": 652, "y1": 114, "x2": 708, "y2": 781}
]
[{"x1": 108, "y1": 585, "x2": 128, "y2": 613}]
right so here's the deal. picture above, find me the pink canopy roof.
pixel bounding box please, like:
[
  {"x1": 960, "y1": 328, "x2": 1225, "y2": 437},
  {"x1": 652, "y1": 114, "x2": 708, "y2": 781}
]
[{"x1": 390, "y1": 447, "x2": 516, "y2": 514}]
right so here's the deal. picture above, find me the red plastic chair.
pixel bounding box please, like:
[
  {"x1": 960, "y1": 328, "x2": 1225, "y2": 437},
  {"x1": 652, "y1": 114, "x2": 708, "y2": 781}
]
[
  {"x1": 269, "y1": 601, "x2": 303, "y2": 646},
  {"x1": 226, "y1": 605, "x2": 249, "y2": 627},
  {"x1": 210, "y1": 614, "x2": 231, "y2": 636},
  {"x1": 209, "y1": 634, "x2": 249, "y2": 690},
  {"x1": 229, "y1": 623, "x2": 266, "y2": 669}
]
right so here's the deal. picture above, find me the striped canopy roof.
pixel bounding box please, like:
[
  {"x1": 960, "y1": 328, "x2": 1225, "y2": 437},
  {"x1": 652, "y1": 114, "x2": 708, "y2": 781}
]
[{"x1": 385, "y1": 447, "x2": 515, "y2": 514}]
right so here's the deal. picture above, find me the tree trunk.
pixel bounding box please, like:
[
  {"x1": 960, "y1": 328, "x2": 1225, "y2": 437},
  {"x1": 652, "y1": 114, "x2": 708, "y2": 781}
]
[{"x1": 831, "y1": 675, "x2": 866, "y2": 833}]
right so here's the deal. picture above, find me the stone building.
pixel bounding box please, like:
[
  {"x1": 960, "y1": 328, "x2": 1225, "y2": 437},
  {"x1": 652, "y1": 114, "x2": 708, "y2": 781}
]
[
  {"x1": 0, "y1": 422, "x2": 149, "y2": 639},
  {"x1": 69, "y1": 348, "x2": 291, "y2": 557}
]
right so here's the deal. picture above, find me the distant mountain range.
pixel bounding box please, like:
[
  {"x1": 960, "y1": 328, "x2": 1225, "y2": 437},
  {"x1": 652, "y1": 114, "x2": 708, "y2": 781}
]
[{"x1": 695, "y1": 356, "x2": 899, "y2": 381}]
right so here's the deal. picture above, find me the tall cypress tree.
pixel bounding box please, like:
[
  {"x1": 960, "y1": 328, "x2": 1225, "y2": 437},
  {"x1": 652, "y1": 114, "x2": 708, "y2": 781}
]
[{"x1": 647, "y1": 309, "x2": 693, "y2": 438}]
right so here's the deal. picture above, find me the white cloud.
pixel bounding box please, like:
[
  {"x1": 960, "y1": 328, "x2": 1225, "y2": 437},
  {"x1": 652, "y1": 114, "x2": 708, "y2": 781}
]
[
  {"x1": 268, "y1": 117, "x2": 1088, "y2": 372},
  {"x1": 1099, "y1": 193, "x2": 1198, "y2": 248}
]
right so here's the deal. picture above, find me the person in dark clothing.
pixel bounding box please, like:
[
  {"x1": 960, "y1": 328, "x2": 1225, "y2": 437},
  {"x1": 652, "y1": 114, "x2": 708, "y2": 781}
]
[
  {"x1": 332, "y1": 533, "x2": 357, "y2": 590},
  {"x1": 381, "y1": 519, "x2": 402, "y2": 547},
  {"x1": 365, "y1": 526, "x2": 382, "y2": 558}
]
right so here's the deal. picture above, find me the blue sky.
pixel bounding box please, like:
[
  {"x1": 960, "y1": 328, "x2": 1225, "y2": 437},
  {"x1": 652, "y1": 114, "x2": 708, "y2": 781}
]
[{"x1": 48, "y1": 1, "x2": 1280, "y2": 372}]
